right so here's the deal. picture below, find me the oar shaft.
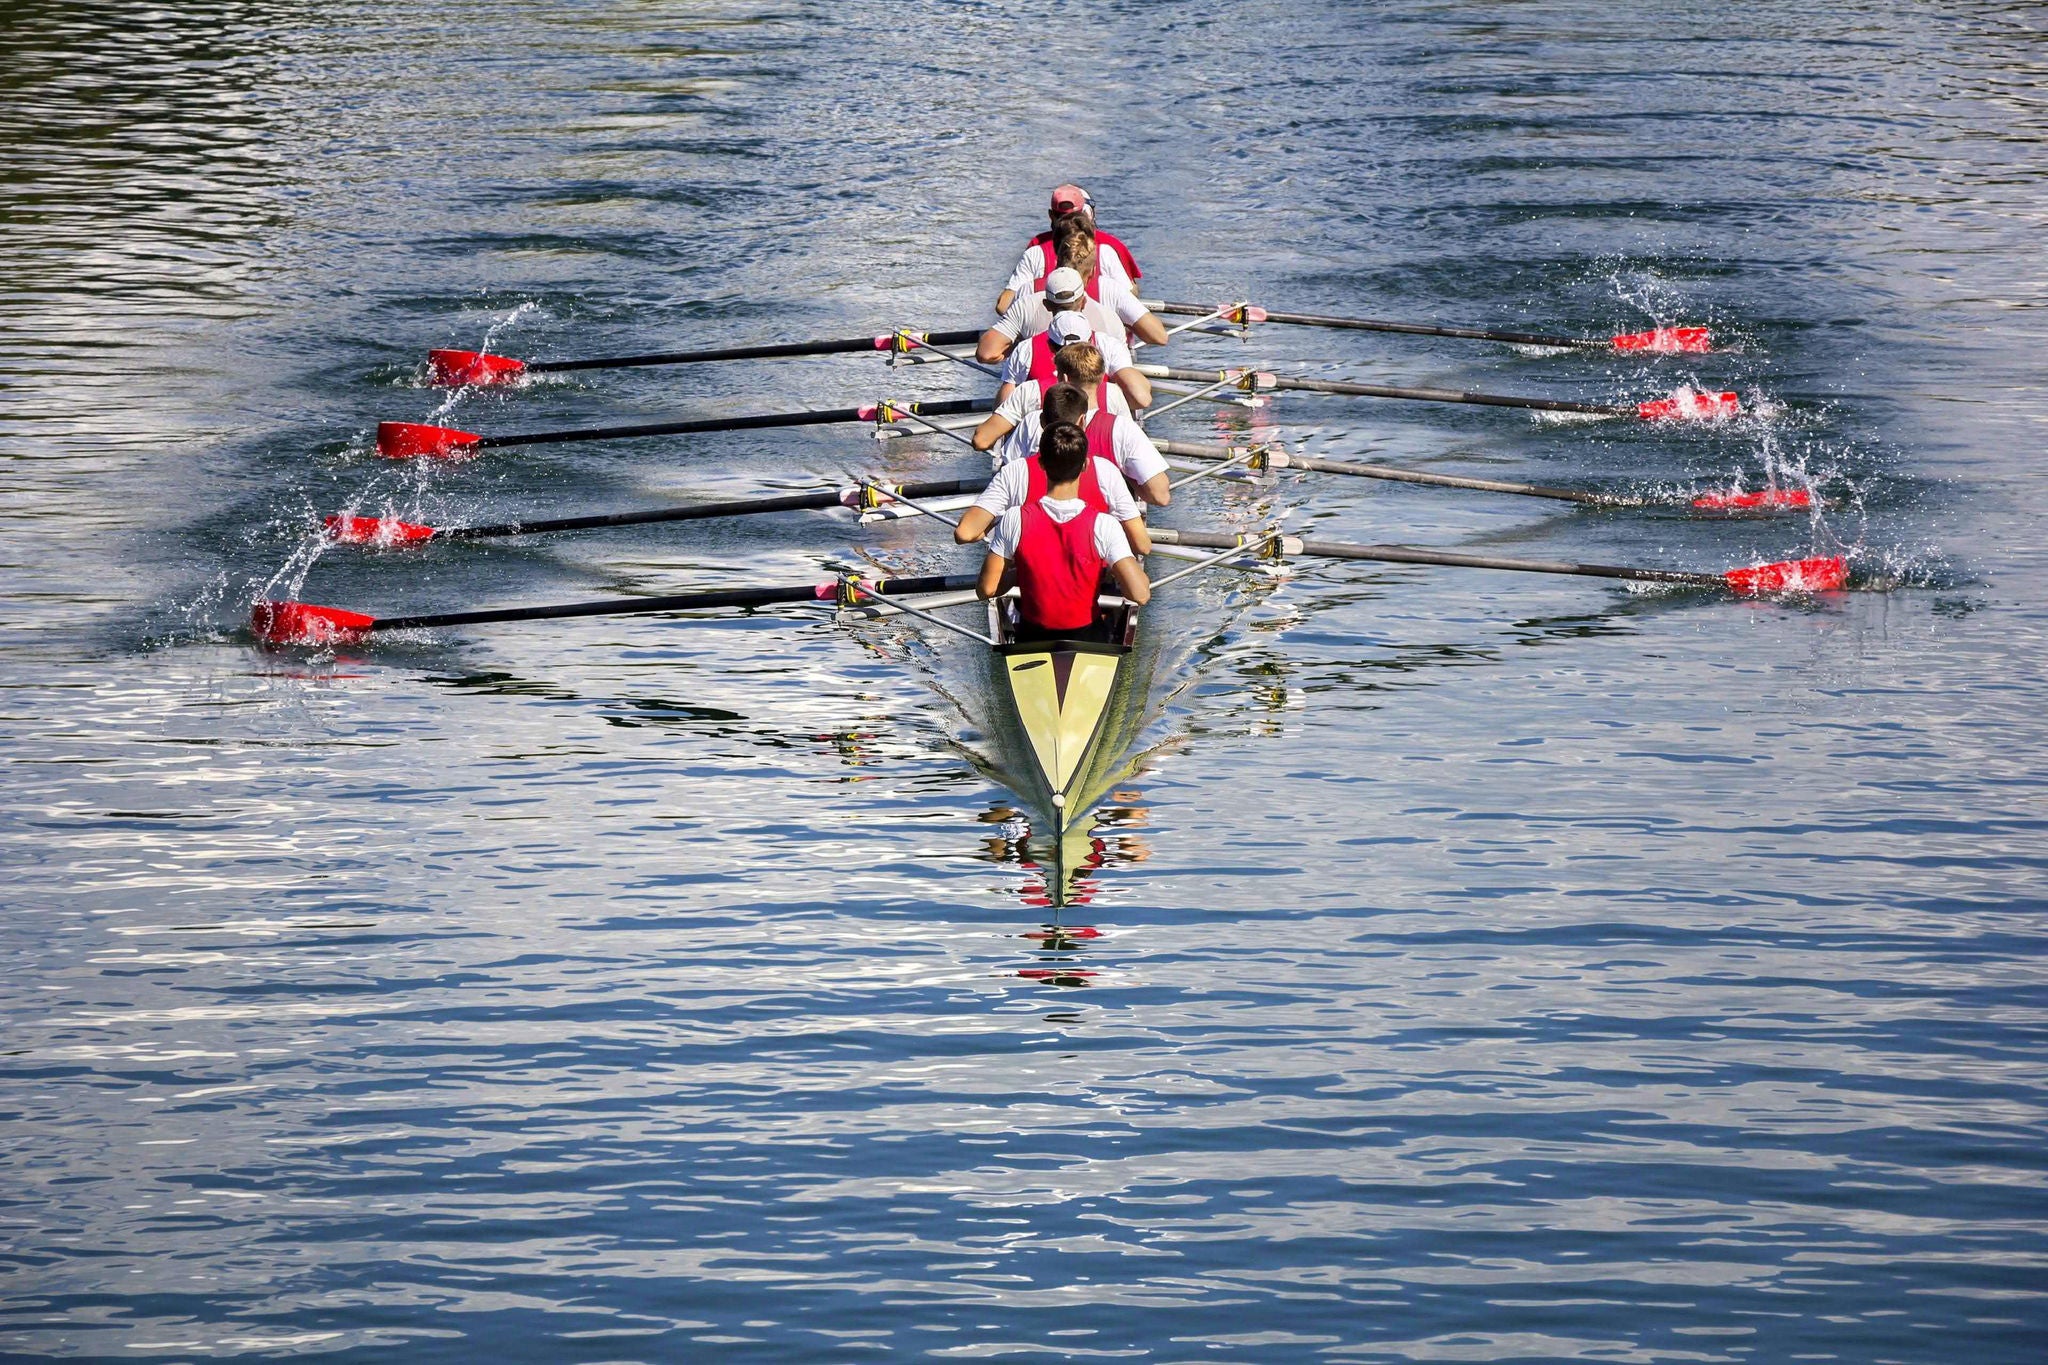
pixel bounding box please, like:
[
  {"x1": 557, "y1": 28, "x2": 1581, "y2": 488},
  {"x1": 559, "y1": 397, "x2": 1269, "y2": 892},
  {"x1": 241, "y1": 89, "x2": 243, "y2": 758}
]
[
  {"x1": 1152, "y1": 439, "x2": 1631, "y2": 507},
  {"x1": 1151, "y1": 528, "x2": 1722, "y2": 587},
  {"x1": 1147, "y1": 300, "x2": 1594, "y2": 349},
  {"x1": 1137, "y1": 365, "x2": 1626, "y2": 416},
  {"x1": 372, "y1": 573, "x2": 977, "y2": 632},
  {"x1": 526, "y1": 329, "x2": 984, "y2": 374},
  {"x1": 474, "y1": 398, "x2": 991, "y2": 450},
  {"x1": 440, "y1": 478, "x2": 985, "y2": 540}
]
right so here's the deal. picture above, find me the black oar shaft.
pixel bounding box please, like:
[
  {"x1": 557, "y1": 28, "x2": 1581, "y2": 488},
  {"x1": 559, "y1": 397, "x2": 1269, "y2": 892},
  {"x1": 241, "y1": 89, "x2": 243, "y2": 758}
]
[
  {"x1": 1150, "y1": 300, "x2": 1595, "y2": 350},
  {"x1": 1153, "y1": 439, "x2": 1632, "y2": 507},
  {"x1": 373, "y1": 573, "x2": 977, "y2": 633},
  {"x1": 440, "y1": 479, "x2": 985, "y2": 541},
  {"x1": 1152, "y1": 528, "x2": 1722, "y2": 587},
  {"x1": 473, "y1": 398, "x2": 991, "y2": 450},
  {"x1": 527, "y1": 329, "x2": 985, "y2": 374},
  {"x1": 1142, "y1": 366, "x2": 1626, "y2": 416}
]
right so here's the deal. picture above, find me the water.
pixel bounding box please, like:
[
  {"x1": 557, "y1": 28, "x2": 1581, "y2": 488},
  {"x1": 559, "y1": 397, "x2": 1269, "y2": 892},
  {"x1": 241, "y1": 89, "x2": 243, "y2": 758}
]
[{"x1": 4, "y1": 1, "x2": 2047, "y2": 1359}]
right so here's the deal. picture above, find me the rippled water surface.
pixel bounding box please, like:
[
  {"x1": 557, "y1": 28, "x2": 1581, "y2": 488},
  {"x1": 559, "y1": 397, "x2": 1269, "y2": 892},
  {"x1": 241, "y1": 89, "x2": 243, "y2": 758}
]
[{"x1": 4, "y1": 2, "x2": 2047, "y2": 1360}]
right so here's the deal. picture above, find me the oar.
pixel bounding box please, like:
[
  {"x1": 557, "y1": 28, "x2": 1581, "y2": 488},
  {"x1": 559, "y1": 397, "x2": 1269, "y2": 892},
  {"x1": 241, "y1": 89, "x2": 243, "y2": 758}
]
[
  {"x1": 252, "y1": 572, "x2": 979, "y2": 647},
  {"x1": 375, "y1": 397, "x2": 992, "y2": 460},
  {"x1": 1152, "y1": 439, "x2": 1812, "y2": 512},
  {"x1": 1150, "y1": 528, "x2": 1847, "y2": 596},
  {"x1": 426, "y1": 328, "x2": 985, "y2": 387},
  {"x1": 1142, "y1": 300, "x2": 1714, "y2": 354},
  {"x1": 323, "y1": 478, "x2": 987, "y2": 546},
  {"x1": 1134, "y1": 365, "x2": 1739, "y2": 422}
]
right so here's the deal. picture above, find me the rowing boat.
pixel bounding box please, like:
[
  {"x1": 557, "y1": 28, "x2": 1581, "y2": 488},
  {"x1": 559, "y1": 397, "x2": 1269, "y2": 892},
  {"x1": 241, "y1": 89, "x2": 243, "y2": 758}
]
[{"x1": 986, "y1": 591, "x2": 1144, "y2": 833}]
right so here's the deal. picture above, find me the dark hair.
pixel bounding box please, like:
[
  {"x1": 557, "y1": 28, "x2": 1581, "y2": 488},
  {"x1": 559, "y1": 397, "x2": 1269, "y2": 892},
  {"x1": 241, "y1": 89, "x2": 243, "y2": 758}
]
[
  {"x1": 1051, "y1": 213, "x2": 1097, "y2": 273},
  {"x1": 1038, "y1": 421, "x2": 1088, "y2": 484},
  {"x1": 1040, "y1": 381, "x2": 1090, "y2": 429}
]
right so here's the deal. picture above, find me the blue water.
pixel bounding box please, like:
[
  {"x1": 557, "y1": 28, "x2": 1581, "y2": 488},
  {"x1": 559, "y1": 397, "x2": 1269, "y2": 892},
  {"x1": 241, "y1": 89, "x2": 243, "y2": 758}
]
[{"x1": 4, "y1": 2, "x2": 2047, "y2": 1360}]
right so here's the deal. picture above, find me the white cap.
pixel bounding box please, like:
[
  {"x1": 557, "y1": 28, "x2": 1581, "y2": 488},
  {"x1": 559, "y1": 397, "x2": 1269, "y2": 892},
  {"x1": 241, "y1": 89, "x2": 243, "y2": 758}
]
[
  {"x1": 1043, "y1": 267, "x2": 1086, "y2": 305},
  {"x1": 1048, "y1": 311, "x2": 1095, "y2": 346}
]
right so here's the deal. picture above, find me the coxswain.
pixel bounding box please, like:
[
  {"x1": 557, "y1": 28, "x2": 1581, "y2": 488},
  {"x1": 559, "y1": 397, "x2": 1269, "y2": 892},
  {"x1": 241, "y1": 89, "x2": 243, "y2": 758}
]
[
  {"x1": 957, "y1": 382, "x2": 1153, "y2": 554},
  {"x1": 975, "y1": 420, "x2": 1151, "y2": 642},
  {"x1": 994, "y1": 184, "x2": 1143, "y2": 316},
  {"x1": 987, "y1": 288, "x2": 1153, "y2": 412},
  {"x1": 972, "y1": 342, "x2": 1171, "y2": 507}
]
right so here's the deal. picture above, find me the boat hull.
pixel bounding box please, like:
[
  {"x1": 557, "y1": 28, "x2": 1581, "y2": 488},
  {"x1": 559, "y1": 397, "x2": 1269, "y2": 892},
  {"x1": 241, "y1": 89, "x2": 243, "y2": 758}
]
[{"x1": 987, "y1": 596, "x2": 1143, "y2": 833}]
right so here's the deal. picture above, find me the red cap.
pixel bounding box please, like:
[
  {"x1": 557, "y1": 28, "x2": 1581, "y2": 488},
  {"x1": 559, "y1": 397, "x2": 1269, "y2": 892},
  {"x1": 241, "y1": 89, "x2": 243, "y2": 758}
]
[{"x1": 1050, "y1": 183, "x2": 1091, "y2": 215}]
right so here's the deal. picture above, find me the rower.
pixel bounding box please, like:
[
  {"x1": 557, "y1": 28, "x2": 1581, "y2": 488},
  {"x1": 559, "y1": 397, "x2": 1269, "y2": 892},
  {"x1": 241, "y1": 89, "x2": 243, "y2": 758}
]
[
  {"x1": 980, "y1": 238, "x2": 1167, "y2": 366},
  {"x1": 972, "y1": 342, "x2": 1171, "y2": 507},
  {"x1": 994, "y1": 183, "x2": 1143, "y2": 316},
  {"x1": 956, "y1": 382, "x2": 1152, "y2": 554},
  {"x1": 975, "y1": 420, "x2": 1151, "y2": 642},
  {"x1": 988, "y1": 291, "x2": 1153, "y2": 412}
]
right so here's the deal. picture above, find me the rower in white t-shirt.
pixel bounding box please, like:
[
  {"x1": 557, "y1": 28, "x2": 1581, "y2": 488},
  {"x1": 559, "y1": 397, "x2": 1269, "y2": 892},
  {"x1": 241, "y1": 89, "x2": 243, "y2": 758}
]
[
  {"x1": 987, "y1": 298, "x2": 1151, "y2": 413},
  {"x1": 972, "y1": 341, "x2": 1170, "y2": 506},
  {"x1": 955, "y1": 382, "x2": 1152, "y2": 555}
]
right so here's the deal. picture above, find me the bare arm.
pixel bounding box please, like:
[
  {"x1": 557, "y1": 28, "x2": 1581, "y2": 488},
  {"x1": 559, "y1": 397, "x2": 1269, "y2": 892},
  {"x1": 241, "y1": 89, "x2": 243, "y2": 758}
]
[
  {"x1": 995, "y1": 288, "x2": 1017, "y2": 315},
  {"x1": 955, "y1": 506, "x2": 996, "y2": 546},
  {"x1": 1131, "y1": 311, "x2": 1169, "y2": 347},
  {"x1": 1120, "y1": 516, "x2": 1152, "y2": 557},
  {"x1": 1111, "y1": 555, "x2": 1150, "y2": 606},
  {"x1": 1114, "y1": 368, "x2": 1153, "y2": 410},
  {"x1": 976, "y1": 326, "x2": 1013, "y2": 365},
  {"x1": 971, "y1": 412, "x2": 1014, "y2": 452},
  {"x1": 1136, "y1": 471, "x2": 1171, "y2": 507},
  {"x1": 976, "y1": 550, "x2": 1011, "y2": 600}
]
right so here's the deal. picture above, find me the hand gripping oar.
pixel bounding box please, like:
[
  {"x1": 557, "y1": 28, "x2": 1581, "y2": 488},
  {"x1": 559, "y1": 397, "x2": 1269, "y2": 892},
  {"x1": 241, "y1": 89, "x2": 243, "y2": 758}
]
[
  {"x1": 1149, "y1": 528, "x2": 1847, "y2": 596},
  {"x1": 1141, "y1": 300, "x2": 1715, "y2": 354},
  {"x1": 1151, "y1": 439, "x2": 1812, "y2": 512},
  {"x1": 323, "y1": 478, "x2": 988, "y2": 546},
  {"x1": 252, "y1": 572, "x2": 980, "y2": 647},
  {"x1": 375, "y1": 397, "x2": 993, "y2": 460},
  {"x1": 425, "y1": 328, "x2": 986, "y2": 387},
  {"x1": 1133, "y1": 365, "x2": 1739, "y2": 423}
]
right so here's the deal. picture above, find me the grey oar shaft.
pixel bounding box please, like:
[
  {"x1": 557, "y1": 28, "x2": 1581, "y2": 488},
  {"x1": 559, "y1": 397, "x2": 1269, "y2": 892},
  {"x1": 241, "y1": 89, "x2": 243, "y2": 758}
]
[
  {"x1": 1136, "y1": 366, "x2": 1628, "y2": 416},
  {"x1": 1149, "y1": 529, "x2": 1722, "y2": 587},
  {"x1": 1152, "y1": 440, "x2": 1632, "y2": 507}
]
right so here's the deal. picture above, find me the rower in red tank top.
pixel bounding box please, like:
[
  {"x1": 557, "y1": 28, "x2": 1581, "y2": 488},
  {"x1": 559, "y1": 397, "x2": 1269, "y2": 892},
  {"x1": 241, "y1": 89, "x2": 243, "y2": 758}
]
[
  {"x1": 993, "y1": 183, "x2": 1143, "y2": 317},
  {"x1": 976, "y1": 421, "x2": 1151, "y2": 640}
]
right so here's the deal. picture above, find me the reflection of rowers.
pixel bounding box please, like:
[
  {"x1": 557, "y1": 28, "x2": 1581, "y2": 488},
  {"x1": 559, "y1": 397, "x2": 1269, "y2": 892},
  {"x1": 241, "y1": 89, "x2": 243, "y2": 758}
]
[{"x1": 972, "y1": 421, "x2": 1151, "y2": 644}]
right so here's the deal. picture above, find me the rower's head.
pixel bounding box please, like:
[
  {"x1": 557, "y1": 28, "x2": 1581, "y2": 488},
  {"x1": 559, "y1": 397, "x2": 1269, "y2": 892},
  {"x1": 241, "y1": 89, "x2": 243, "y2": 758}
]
[
  {"x1": 1054, "y1": 342, "x2": 1105, "y2": 388},
  {"x1": 1041, "y1": 381, "x2": 1090, "y2": 429},
  {"x1": 1042, "y1": 267, "x2": 1088, "y2": 315},
  {"x1": 1049, "y1": 183, "x2": 1094, "y2": 225},
  {"x1": 1038, "y1": 421, "x2": 1088, "y2": 485},
  {"x1": 1051, "y1": 215, "x2": 1098, "y2": 278}
]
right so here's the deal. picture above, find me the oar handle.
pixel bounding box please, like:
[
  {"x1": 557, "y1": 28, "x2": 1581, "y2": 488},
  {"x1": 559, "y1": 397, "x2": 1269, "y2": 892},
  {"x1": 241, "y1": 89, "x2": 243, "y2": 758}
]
[
  {"x1": 372, "y1": 573, "x2": 978, "y2": 632},
  {"x1": 475, "y1": 398, "x2": 992, "y2": 450},
  {"x1": 525, "y1": 329, "x2": 986, "y2": 374},
  {"x1": 440, "y1": 479, "x2": 985, "y2": 540}
]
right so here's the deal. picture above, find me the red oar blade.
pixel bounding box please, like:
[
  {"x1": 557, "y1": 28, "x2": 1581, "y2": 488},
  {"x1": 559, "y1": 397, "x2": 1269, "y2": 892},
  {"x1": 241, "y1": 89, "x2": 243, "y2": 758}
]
[
  {"x1": 426, "y1": 350, "x2": 526, "y2": 387},
  {"x1": 1638, "y1": 389, "x2": 1741, "y2": 422},
  {"x1": 323, "y1": 514, "x2": 436, "y2": 545},
  {"x1": 1723, "y1": 556, "x2": 1848, "y2": 596},
  {"x1": 1613, "y1": 325, "x2": 1712, "y2": 354},
  {"x1": 252, "y1": 600, "x2": 377, "y2": 646},
  {"x1": 377, "y1": 421, "x2": 482, "y2": 459},
  {"x1": 1692, "y1": 488, "x2": 1813, "y2": 512}
]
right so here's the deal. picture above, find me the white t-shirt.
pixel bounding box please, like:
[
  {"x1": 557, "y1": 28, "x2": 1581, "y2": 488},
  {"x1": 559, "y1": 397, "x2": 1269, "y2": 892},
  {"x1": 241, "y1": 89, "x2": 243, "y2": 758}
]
[
  {"x1": 995, "y1": 378, "x2": 1130, "y2": 430},
  {"x1": 997, "y1": 331, "x2": 1134, "y2": 390},
  {"x1": 974, "y1": 456, "x2": 1143, "y2": 524},
  {"x1": 991, "y1": 283, "x2": 1146, "y2": 348},
  {"x1": 987, "y1": 497, "x2": 1134, "y2": 567},
  {"x1": 1003, "y1": 243, "x2": 1133, "y2": 299},
  {"x1": 989, "y1": 399, "x2": 1168, "y2": 488}
]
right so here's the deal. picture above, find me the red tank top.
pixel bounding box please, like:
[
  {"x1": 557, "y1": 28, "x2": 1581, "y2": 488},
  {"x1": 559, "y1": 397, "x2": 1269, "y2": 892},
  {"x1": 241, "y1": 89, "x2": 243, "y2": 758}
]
[
  {"x1": 1024, "y1": 455, "x2": 1106, "y2": 513},
  {"x1": 1025, "y1": 332, "x2": 1060, "y2": 391},
  {"x1": 1083, "y1": 406, "x2": 1118, "y2": 464},
  {"x1": 1030, "y1": 228, "x2": 1141, "y2": 282},
  {"x1": 1014, "y1": 503, "x2": 1105, "y2": 632}
]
